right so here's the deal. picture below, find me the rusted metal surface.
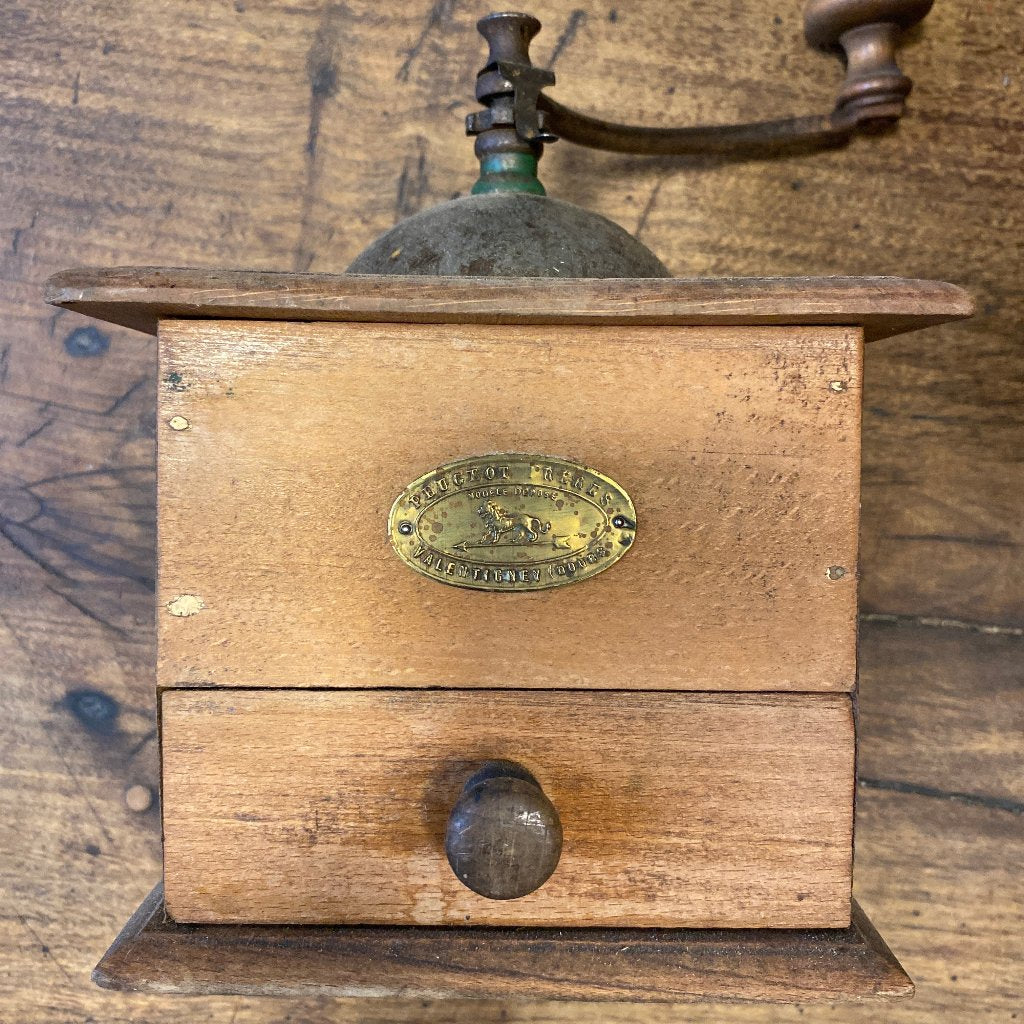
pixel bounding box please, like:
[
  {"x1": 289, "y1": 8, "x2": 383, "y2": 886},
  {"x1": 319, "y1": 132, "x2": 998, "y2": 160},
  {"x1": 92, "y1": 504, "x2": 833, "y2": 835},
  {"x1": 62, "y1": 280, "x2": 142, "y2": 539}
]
[
  {"x1": 344, "y1": 193, "x2": 671, "y2": 276},
  {"x1": 466, "y1": 4, "x2": 934, "y2": 160},
  {"x1": 538, "y1": 99, "x2": 852, "y2": 156},
  {"x1": 465, "y1": 12, "x2": 553, "y2": 194}
]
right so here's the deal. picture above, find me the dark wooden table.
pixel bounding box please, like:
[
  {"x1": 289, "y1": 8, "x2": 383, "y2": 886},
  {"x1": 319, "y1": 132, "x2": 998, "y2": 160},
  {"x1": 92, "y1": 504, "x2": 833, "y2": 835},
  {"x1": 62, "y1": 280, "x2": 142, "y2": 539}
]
[{"x1": 1, "y1": 2, "x2": 1020, "y2": 1021}]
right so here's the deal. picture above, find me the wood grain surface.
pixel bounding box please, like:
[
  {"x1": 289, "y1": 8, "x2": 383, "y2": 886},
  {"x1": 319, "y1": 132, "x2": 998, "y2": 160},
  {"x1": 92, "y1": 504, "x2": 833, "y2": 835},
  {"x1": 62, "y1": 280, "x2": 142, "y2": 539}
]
[
  {"x1": 96, "y1": 886, "x2": 913, "y2": 1003},
  {"x1": 44, "y1": 267, "x2": 973, "y2": 340},
  {"x1": 161, "y1": 688, "x2": 855, "y2": 927},
  {"x1": 1, "y1": 0, "x2": 1021, "y2": 1021},
  {"x1": 157, "y1": 320, "x2": 861, "y2": 692}
]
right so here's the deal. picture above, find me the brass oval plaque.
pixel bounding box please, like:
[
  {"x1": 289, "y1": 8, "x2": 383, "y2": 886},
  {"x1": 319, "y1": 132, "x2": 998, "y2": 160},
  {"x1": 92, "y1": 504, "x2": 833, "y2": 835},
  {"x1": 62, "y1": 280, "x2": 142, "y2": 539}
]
[{"x1": 388, "y1": 455, "x2": 637, "y2": 592}]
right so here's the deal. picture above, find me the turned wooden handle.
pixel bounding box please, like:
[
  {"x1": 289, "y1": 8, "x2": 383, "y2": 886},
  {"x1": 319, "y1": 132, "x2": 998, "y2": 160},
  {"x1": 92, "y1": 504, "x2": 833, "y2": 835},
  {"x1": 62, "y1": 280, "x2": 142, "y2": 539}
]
[
  {"x1": 804, "y1": 0, "x2": 934, "y2": 126},
  {"x1": 445, "y1": 760, "x2": 563, "y2": 900},
  {"x1": 804, "y1": 0, "x2": 933, "y2": 51}
]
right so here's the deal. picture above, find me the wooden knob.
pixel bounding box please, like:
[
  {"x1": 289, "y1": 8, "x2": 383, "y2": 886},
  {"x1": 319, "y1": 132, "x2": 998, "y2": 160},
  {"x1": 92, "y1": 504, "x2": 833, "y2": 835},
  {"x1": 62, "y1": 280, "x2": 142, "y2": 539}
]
[
  {"x1": 804, "y1": 0, "x2": 932, "y2": 52},
  {"x1": 804, "y1": 0, "x2": 933, "y2": 127},
  {"x1": 445, "y1": 760, "x2": 562, "y2": 900}
]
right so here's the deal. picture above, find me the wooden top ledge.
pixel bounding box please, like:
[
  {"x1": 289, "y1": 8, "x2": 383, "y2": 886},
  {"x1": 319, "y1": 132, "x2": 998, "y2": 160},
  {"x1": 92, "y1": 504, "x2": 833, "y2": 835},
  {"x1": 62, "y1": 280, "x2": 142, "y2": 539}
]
[{"x1": 45, "y1": 267, "x2": 973, "y2": 341}]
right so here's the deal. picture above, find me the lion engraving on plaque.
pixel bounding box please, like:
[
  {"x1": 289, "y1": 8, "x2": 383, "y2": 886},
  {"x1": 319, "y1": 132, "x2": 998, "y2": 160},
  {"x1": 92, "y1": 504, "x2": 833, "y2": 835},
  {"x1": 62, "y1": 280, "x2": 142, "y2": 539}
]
[{"x1": 476, "y1": 501, "x2": 551, "y2": 545}]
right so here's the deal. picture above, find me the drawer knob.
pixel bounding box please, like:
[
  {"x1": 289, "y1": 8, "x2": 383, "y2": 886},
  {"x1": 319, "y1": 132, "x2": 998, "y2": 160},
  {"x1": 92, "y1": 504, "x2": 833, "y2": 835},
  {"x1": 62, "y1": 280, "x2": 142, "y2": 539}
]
[{"x1": 445, "y1": 760, "x2": 563, "y2": 900}]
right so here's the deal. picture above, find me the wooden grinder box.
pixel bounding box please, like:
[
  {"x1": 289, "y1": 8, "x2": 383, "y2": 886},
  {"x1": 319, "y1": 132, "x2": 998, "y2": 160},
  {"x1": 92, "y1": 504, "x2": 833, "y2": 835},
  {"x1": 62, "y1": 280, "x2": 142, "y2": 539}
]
[{"x1": 46, "y1": 269, "x2": 972, "y2": 1002}]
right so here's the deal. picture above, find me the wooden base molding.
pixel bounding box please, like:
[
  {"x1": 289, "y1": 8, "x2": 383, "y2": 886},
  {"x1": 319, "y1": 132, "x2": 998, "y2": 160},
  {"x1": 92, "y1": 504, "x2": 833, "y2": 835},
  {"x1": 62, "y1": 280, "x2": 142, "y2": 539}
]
[{"x1": 94, "y1": 885, "x2": 912, "y2": 1004}]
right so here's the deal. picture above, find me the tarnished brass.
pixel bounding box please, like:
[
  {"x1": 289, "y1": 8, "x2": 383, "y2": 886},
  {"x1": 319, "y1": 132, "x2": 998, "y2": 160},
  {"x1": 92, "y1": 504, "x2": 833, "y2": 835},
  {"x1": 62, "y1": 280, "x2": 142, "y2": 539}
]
[{"x1": 388, "y1": 454, "x2": 637, "y2": 592}]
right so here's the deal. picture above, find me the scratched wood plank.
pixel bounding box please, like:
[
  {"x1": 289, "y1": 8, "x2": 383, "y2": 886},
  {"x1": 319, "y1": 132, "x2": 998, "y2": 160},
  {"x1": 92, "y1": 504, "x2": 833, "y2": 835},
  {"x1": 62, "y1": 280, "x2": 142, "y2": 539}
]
[
  {"x1": 857, "y1": 619, "x2": 1024, "y2": 807},
  {"x1": 0, "y1": 0, "x2": 1021, "y2": 1020},
  {"x1": 156, "y1": 320, "x2": 861, "y2": 693}
]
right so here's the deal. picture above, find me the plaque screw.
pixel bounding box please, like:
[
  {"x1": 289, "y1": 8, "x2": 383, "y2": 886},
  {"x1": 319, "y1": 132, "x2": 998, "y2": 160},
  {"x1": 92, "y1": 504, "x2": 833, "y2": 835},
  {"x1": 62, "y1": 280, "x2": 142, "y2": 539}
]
[
  {"x1": 398, "y1": 521, "x2": 414, "y2": 535},
  {"x1": 829, "y1": 380, "x2": 848, "y2": 393},
  {"x1": 826, "y1": 565, "x2": 848, "y2": 580},
  {"x1": 168, "y1": 415, "x2": 190, "y2": 431}
]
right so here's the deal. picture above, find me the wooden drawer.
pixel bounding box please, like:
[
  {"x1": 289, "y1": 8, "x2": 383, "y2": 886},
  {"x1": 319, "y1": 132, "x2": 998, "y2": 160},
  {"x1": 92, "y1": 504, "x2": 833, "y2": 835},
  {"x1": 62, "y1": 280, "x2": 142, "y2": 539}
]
[
  {"x1": 161, "y1": 689, "x2": 854, "y2": 928},
  {"x1": 157, "y1": 319, "x2": 861, "y2": 693}
]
